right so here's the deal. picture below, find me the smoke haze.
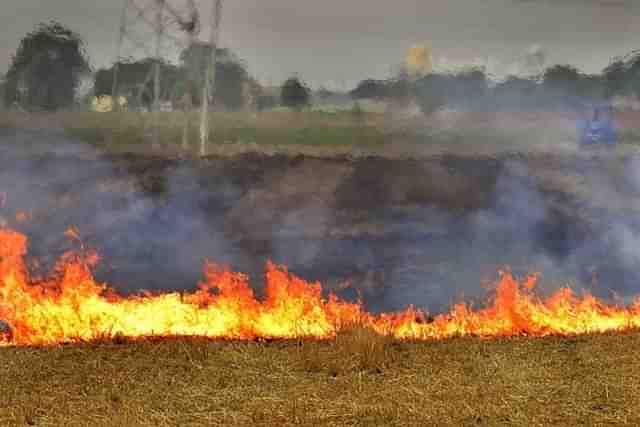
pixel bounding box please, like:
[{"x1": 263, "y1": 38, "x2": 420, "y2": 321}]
[
  {"x1": 2, "y1": 126, "x2": 640, "y2": 315},
  {"x1": 2, "y1": 0, "x2": 640, "y2": 88}
]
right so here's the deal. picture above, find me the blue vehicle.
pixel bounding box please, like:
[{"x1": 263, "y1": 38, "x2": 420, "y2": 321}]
[{"x1": 577, "y1": 104, "x2": 618, "y2": 147}]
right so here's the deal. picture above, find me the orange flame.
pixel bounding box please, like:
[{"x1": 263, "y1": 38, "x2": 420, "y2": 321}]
[{"x1": 1, "y1": 227, "x2": 640, "y2": 347}]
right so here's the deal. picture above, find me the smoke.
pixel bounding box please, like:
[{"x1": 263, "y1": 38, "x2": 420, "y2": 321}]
[
  {"x1": 0, "y1": 128, "x2": 245, "y2": 292},
  {"x1": 433, "y1": 44, "x2": 546, "y2": 82},
  {"x1": 380, "y1": 162, "x2": 553, "y2": 313},
  {"x1": 378, "y1": 154, "x2": 640, "y2": 314},
  {"x1": 2, "y1": 127, "x2": 640, "y2": 315},
  {"x1": 515, "y1": 44, "x2": 547, "y2": 77}
]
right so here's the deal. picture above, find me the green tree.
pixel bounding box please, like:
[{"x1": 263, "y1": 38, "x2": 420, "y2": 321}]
[
  {"x1": 414, "y1": 74, "x2": 448, "y2": 115},
  {"x1": 281, "y1": 76, "x2": 311, "y2": 111},
  {"x1": 4, "y1": 21, "x2": 90, "y2": 111},
  {"x1": 603, "y1": 59, "x2": 628, "y2": 98},
  {"x1": 603, "y1": 51, "x2": 640, "y2": 99},
  {"x1": 543, "y1": 65, "x2": 581, "y2": 89},
  {"x1": 179, "y1": 43, "x2": 249, "y2": 110},
  {"x1": 0, "y1": 74, "x2": 6, "y2": 109},
  {"x1": 94, "y1": 58, "x2": 182, "y2": 109},
  {"x1": 542, "y1": 64, "x2": 585, "y2": 108},
  {"x1": 576, "y1": 74, "x2": 606, "y2": 103},
  {"x1": 388, "y1": 72, "x2": 412, "y2": 109},
  {"x1": 350, "y1": 79, "x2": 390, "y2": 100},
  {"x1": 625, "y1": 52, "x2": 640, "y2": 98},
  {"x1": 452, "y1": 68, "x2": 487, "y2": 110},
  {"x1": 256, "y1": 94, "x2": 278, "y2": 111}
]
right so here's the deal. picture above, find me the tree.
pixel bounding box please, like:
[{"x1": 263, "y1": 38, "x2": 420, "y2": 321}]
[
  {"x1": 4, "y1": 21, "x2": 90, "y2": 111},
  {"x1": 414, "y1": 74, "x2": 449, "y2": 115},
  {"x1": 491, "y1": 76, "x2": 541, "y2": 111},
  {"x1": 576, "y1": 74, "x2": 606, "y2": 104},
  {"x1": 542, "y1": 64, "x2": 585, "y2": 108},
  {"x1": 387, "y1": 72, "x2": 412, "y2": 108},
  {"x1": 624, "y1": 52, "x2": 640, "y2": 98},
  {"x1": 94, "y1": 58, "x2": 182, "y2": 109},
  {"x1": 603, "y1": 59, "x2": 628, "y2": 99},
  {"x1": 281, "y1": 77, "x2": 310, "y2": 111},
  {"x1": 179, "y1": 43, "x2": 249, "y2": 111},
  {"x1": 256, "y1": 94, "x2": 278, "y2": 111},
  {"x1": 602, "y1": 51, "x2": 640, "y2": 99},
  {"x1": 0, "y1": 74, "x2": 6, "y2": 109},
  {"x1": 450, "y1": 68, "x2": 487, "y2": 111},
  {"x1": 350, "y1": 79, "x2": 389, "y2": 100}
]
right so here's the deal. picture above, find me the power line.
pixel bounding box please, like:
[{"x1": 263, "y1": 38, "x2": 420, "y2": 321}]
[{"x1": 152, "y1": 0, "x2": 165, "y2": 147}]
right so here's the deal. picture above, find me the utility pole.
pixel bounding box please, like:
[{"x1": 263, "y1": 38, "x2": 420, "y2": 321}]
[
  {"x1": 180, "y1": 38, "x2": 194, "y2": 151},
  {"x1": 111, "y1": 0, "x2": 130, "y2": 112},
  {"x1": 173, "y1": 0, "x2": 199, "y2": 151},
  {"x1": 199, "y1": 0, "x2": 222, "y2": 157},
  {"x1": 152, "y1": 0, "x2": 165, "y2": 148}
]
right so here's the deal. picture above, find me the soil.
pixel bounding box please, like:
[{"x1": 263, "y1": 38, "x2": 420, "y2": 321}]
[{"x1": 2, "y1": 128, "x2": 640, "y2": 313}]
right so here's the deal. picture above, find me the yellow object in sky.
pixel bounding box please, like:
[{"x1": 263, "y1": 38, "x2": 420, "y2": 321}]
[
  {"x1": 91, "y1": 95, "x2": 127, "y2": 113},
  {"x1": 406, "y1": 43, "x2": 433, "y2": 76}
]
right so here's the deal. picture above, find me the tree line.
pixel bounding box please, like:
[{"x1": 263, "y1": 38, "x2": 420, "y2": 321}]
[
  {"x1": 2, "y1": 21, "x2": 312, "y2": 112},
  {"x1": 351, "y1": 53, "x2": 640, "y2": 114},
  {"x1": 4, "y1": 21, "x2": 640, "y2": 114}
]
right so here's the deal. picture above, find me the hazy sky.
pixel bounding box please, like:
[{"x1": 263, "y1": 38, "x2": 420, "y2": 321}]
[{"x1": 2, "y1": 0, "x2": 640, "y2": 89}]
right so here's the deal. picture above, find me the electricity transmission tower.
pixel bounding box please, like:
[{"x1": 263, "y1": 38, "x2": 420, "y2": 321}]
[
  {"x1": 199, "y1": 0, "x2": 223, "y2": 156},
  {"x1": 111, "y1": 0, "x2": 203, "y2": 148}
]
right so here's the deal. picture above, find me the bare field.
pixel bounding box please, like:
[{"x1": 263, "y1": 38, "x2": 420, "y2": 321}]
[{"x1": 1, "y1": 331, "x2": 640, "y2": 426}]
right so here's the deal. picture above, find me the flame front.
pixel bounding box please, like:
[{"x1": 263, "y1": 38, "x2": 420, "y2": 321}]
[{"x1": 1, "y1": 227, "x2": 640, "y2": 347}]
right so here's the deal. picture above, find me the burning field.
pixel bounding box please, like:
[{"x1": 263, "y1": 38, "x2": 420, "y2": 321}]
[
  {"x1": 1, "y1": 224, "x2": 640, "y2": 425},
  {"x1": 2, "y1": 226, "x2": 640, "y2": 346},
  {"x1": 3, "y1": 127, "x2": 640, "y2": 424}
]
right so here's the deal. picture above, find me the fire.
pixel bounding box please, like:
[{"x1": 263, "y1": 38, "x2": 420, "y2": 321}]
[{"x1": 1, "y1": 227, "x2": 640, "y2": 347}]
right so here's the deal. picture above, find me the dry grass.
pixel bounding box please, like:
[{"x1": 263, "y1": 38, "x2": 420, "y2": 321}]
[
  {"x1": 1, "y1": 331, "x2": 640, "y2": 426},
  {"x1": 296, "y1": 325, "x2": 394, "y2": 377}
]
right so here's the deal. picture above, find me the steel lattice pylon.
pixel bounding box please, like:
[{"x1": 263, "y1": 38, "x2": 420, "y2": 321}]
[
  {"x1": 111, "y1": 0, "x2": 222, "y2": 153},
  {"x1": 111, "y1": 0, "x2": 201, "y2": 108}
]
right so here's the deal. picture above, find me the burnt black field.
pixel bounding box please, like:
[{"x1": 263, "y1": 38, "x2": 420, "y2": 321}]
[{"x1": 2, "y1": 127, "x2": 640, "y2": 314}]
